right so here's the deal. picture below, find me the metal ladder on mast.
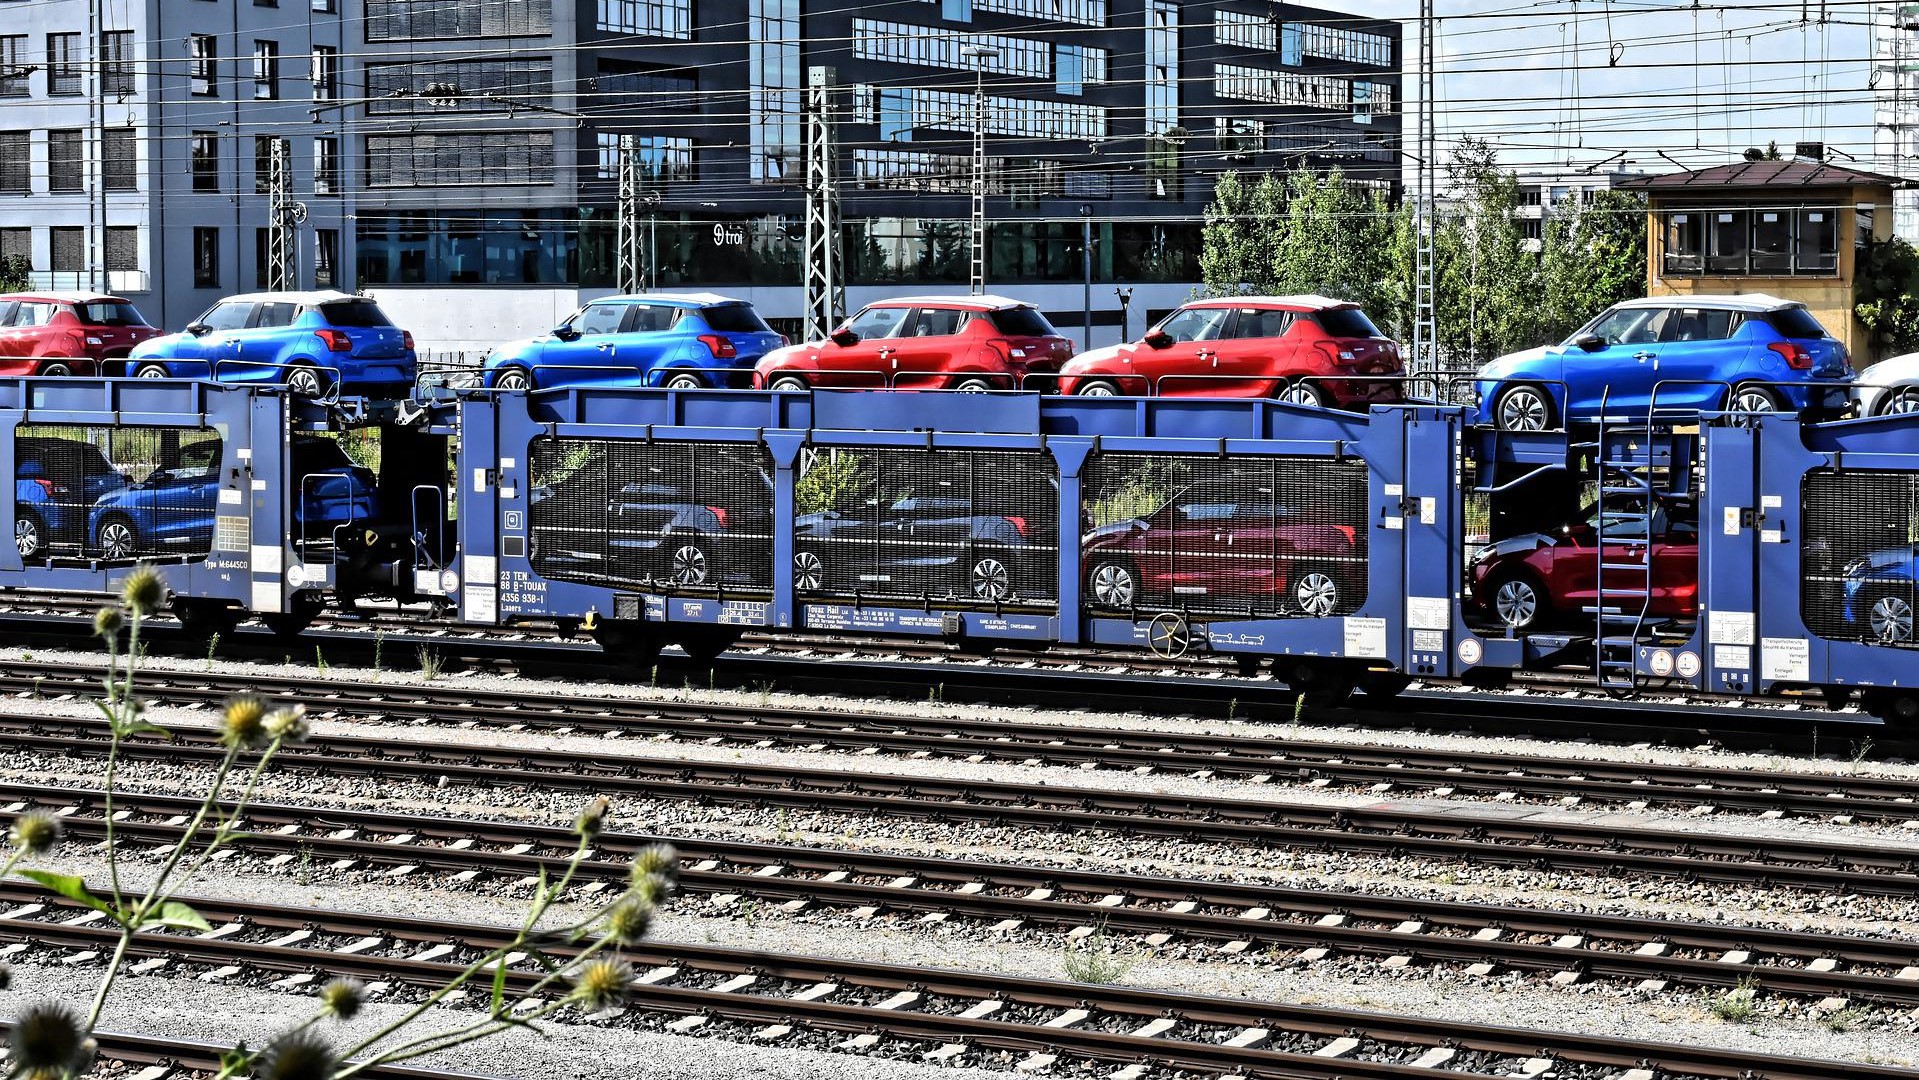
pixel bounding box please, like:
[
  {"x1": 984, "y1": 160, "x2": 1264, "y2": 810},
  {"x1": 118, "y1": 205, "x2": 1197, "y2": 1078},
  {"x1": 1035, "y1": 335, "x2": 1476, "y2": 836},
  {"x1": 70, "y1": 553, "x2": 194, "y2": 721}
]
[{"x1": 1585, "y1": 388, "x2": 1692, "y2": 694}]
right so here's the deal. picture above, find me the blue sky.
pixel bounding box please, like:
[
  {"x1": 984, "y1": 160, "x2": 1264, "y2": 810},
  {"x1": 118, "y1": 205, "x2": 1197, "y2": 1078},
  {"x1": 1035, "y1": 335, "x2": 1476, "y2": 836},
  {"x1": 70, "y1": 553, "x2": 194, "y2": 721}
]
[{"x1": 1350, "y1": 2, "x2": 1881, "y2": 176}]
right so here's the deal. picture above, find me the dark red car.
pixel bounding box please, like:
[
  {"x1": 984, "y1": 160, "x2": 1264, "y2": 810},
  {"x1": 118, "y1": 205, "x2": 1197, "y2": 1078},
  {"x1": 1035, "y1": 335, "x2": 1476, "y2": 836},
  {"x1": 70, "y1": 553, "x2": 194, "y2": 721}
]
[
  {"x1": 754, "y1": 295, "x2": 1073, "y2": 391},
  {"x1": 0, "y1": 292, "x2": 160, "y2": 376},
  {"x1": 1081, "y1": 481, "x2": 1363, "y2": 616},
  {"x1": 1468, "y1": 500, "x2": 1699, "y2": 630},
  {"x1": 1058, "y1": 295, "x2": 1402, "y2": 407}
]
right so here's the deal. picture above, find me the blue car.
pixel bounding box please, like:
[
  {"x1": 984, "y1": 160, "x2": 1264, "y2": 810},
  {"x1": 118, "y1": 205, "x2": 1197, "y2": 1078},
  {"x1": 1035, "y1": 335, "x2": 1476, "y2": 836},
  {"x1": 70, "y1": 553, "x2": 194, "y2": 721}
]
[
  {"x1": 1843, "y1": 544, "x2": 1918, "y2": 644},
  {"x1": 1473, "y1": 295, "x2": 1849, "y2": 429},
  {"x1": 90, "y1": 436, "x2": 377, "y2": 560},
  {"x1": 481, "y1": 293, "x2": 785, "y2": 391},
  {"x1": 126, "y1": 291, "x2": 417, "y2": 399},
  {"x1": 14, "y1": 436, "x2": 129, "y2": 559}
]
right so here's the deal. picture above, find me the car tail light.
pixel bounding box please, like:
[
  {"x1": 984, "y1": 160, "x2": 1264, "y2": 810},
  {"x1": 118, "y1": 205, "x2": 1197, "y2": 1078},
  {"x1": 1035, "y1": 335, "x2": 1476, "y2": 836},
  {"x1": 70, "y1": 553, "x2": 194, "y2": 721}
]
[
  {"x1": 402, "y1": 330, "x2": 416, "y2": 351},
  {"x1": 699, "y1": 334, "x2": 737, "y2": 359},
  {"x1": 778, "y1": 334, "x2": 791, "y2": 347},
  {"x1": 29, "y1": 479, "x2": 51, "y2": 496},
  {"x1": 1003, "y1": 515, "x2": 1028, "y2": 538},
  {"x1": 705, "y1": 505, "x2": 730, "y2": 528},
  {"x1": 1768, "y1": 341, "x2": 1813, "y2": 370},
  {"x1": 314, "y1": 329, "x2": 352, "y2": 352},
  {"x1": 1332, "y1": 524, "x2": 1357, "y2": 545}
]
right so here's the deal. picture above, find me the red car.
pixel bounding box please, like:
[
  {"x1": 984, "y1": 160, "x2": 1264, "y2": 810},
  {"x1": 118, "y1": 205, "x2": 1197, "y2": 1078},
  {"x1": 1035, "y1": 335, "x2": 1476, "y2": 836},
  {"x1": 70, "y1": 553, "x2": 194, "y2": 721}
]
[
  {"x1": 1468, "y1": 500, "x2": 1699, "y2": 630},
  {"x1": 1081, "y1": 481, "x2": 1364, "y2": 616},
  {"x1": 0, "y1": 292, "x2": 160, "y2": 376},
  {"x1": 1058, "y1": 296, "x2": 1402, "y2": 407},
  {"x1": 754, "y1": 295, "x2": 1073, "y2": 391}
]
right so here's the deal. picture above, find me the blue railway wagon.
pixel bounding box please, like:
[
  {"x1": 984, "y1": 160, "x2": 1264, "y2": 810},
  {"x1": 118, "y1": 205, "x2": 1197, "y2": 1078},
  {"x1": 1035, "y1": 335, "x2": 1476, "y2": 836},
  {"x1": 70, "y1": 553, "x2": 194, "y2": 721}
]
[{"x1": 452, "y1": 389, "x2": 1473, "y2": 694}]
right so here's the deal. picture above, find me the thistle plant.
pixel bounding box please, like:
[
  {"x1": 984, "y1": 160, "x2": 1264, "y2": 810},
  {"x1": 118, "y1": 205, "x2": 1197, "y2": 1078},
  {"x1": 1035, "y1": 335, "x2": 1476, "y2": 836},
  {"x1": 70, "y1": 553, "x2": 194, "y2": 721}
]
[{"x1": 0, "y1": 565, "x2": 674, "y2": 1078}]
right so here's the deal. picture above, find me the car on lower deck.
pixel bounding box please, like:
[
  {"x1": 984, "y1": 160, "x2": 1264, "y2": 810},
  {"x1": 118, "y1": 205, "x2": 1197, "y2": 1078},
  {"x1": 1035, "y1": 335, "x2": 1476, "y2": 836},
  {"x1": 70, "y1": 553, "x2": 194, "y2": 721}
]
[
  {"x1": 13, "y1": 436, "x2": 130, "y2": 558},
  {"x1": 1060, "y1": 296, "x2": 1402, "y2": 407},
  {"x1": 483, "y1": 294, "x2": 785, "y2": 391},
  {"x1": 125, "y1": 292, "x2": 416, "y2": 398},
  {"x1": 1842, "y1": 543, "x2": 1918, "y2": 644},
  {"x1": 0, "y1": 292, "x2": 160, "y2": 376},
  {"x1": 1473, "y1": 295, "x2": 1849, "y2": 429},
  {"x1": 1467, "y1": 499, "x2": 1699, "y2": 630},
  {"x1": 755, "y1": 295, "x2": 1073, "y2": 392}
]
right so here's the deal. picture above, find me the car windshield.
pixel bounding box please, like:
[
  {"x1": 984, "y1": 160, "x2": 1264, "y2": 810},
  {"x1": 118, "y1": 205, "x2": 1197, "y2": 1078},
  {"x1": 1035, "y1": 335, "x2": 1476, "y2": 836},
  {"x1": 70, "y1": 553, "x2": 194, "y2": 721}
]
[
  {"x1": 75, "y1": 301, "x2": 150, "y2": 327},
  {"x1": 319, "y1": 302, "x2": 394, "y2": 328},
  {"x1": 988, "y1": 307, "x2": 1058, "y2": 337},
  {"x1": 1572, "y1": 306, "x2": 1668, "y2": 346},
  {"x1": 701, "y1": 304, "x2": 771, "y2": 333},
  {"x1": 1310, "y1": 307, "x2": 1382, "y2": 339},
  {"x1": 1763, "y1": 306, "x2": 1829, "y2": 339}
]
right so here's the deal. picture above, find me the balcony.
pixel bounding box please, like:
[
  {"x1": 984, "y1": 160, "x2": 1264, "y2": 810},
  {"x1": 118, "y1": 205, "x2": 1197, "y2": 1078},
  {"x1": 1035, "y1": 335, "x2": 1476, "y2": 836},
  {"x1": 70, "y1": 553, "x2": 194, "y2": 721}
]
[{"x1": 27, "y1": 271, "x2": 151, "y2": 294}]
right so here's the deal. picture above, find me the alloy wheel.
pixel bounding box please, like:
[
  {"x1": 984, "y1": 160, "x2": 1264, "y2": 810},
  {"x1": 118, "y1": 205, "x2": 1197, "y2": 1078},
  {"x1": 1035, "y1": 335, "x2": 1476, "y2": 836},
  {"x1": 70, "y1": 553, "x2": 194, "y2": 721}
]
[
  {"x1": 38, "y1": 362, "x2": 73, "y2": 377},
  {"x1": 793, "y1": 550, "x2": 824, "y2": 591},
  {"x1": 99, "y1": 520, "x2": 135, "y2": 560},
  {"x1": 1495, "y1": 578, "x2": 1539, "y2": 628},
  {"x1": 14, "y1": 517, "x2": 39, "y2": 558},
  {"x1": 1293, "y1": 571, "x2": 1340, "y2": 617},
  {"x1": 286, "y1": 367, "x2": 325, "y2": 397},
  {"x1": 135, "y1": 365, "x2": 169, "y2": 379},
  {"x1": 1076, "y1": 381, "x2": 1119, "y2": 398},
  {"x1": 970, "y1": 557, "x2": 1012, "y2": 601},
  {"x1": 1279, "y1": 382, "x2": 1325, "y2": 408},
  {"x1": 495, "y1": 369, "x2": 531, "y2": 392},
  {"x1": 1883, "y1": 388, "x2": 1919, "y2": 416},
  {"x1": 770, "y1": 376, "x2": 809, "y2": 393},
  {"x1": 664, "y1": 372, "x2": 705, "y2": 390},
  {"x1": 670, "y1": 544, "x2": 709, "y2": 585},
  {"x1": 1090, "y1": 562, "x2": 1135, "y2": 606},
  {"x1": 1496, "y1": 387, "x2": 1549, "y2": 431},
  {"x1": 1870, "y1": 594, "x2": 1915, "y2": 644}
]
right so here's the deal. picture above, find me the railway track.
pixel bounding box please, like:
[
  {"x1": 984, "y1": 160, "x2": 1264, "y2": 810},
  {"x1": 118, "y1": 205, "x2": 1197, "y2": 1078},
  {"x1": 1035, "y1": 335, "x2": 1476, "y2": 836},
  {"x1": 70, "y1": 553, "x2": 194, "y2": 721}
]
[
  {"x1": 10, "y1": 716, "x2": 1919, "y2": 894},
  {"x1": 2, "y1": 881, "x2": 1908, "y2": 1080},
  {"x1": 3, "y1": 1028, "x2": 489, "y2": 1079},
  {"x1": 8, "y1": 783, "x2": 1919, "y2": 1007},
  {"x1": 1, "y1": 658, "x2": 1908, "y2": 822}
]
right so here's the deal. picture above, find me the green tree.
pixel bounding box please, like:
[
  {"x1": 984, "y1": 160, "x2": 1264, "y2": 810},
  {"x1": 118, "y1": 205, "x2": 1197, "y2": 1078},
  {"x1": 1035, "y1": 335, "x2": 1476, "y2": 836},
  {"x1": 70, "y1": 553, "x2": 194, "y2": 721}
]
[
  {"x1": 0, "y1": 254, "x2": 28, "y2": 292},
  {"x1": 1199, "y1": 170, "x2": 1259, "y2": 296},
  {"x1": 1855, "y1": 236, "x2": 1919, "y2": 360},
  {"x1": 1538, "y1": 188, "x2": 1647, "y2": 343}
]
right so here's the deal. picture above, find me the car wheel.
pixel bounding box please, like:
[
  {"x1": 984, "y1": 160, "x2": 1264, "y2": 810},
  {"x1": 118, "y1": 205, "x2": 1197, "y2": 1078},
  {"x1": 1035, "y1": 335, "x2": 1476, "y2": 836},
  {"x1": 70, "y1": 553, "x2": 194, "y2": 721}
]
[
  {"x1": 1073, "y1": 379, "x2": 1123, "y2": 398},
  {"x1": 14, "y1": 513, "x2": 43, "y2": 559},
  {"x1": 1867, "y1": 591, "x2": 1915, "y2": 644},
  {"x1": 951, "y1": 376, "x2": 996, "y2": 393},
  {"x1": 793, "y1": 549, "x2": 825, "y2": 591},
  {"x1": 1878, "y1": 387, "x2": 1919, "y2": 416},
  {"x1": 1292, "y1": 566, "x2": 1341, "y2": 617},
  {"x1": 1088, "y1": 559, "x2": 1137, "y2": 607},
  {"x1": 669, "y1": 541, "x2": 710, "y2": 586},
  {"x1": 493, "y1": 367, "x2": 532, "y2": 392},
  {"x1": 1495, "y1": 385, "x2": 1552, "y2": 431},
  {"x1": 1492, "y1": 572, "x2": 1546, "y2": 630},
  {"x1": 769, "y1": 374, "x2": 809, "y2": 393},
  {"x1": 285, "y1": 365, "x2": 326, "y2": 398},
  {"x1": 970, "y1": 556, "x2": 1013, "y2": 601},
  {"x1": 134, "y1": 363, "x2": 171, "y2": 379},
  {"x1": 1728, "y1": 384, "x2": 1779, "y2": 423},
  {"x1": 36, "y1": 361, "x2": 73, "y2": 377},
  {"x1": 662, "y1": 371, "x2": 706, "y2": 391},
  {"x1": 1278, "y1": 380, "x2": 1328, "y2": 408},
  {"x1": 97, "y1": 516, "x2": 137, "y2": 560}
]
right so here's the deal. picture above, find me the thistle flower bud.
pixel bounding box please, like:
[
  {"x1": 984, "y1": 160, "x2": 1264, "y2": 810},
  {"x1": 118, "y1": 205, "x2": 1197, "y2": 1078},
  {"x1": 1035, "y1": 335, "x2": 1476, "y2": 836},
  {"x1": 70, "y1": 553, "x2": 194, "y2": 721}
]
[
  {"x1": 574, "y1": 796, "x2": 611, "y2": 839},
  {"x1": 218, "y1": 695, "x2": 271, "y2": 750},
  {"x1": 567, "y1": 958, "x2": 632, "y2": 1012},
  {"x1": 251, "y1": 1028, "x2": 338, "y2": 1080},
  {"x1": 601, "y1": 897, "x2": 654, "y2": 946},
  {"x1": 317, "y1": 977, "x2": 363, "y2": 1021},
  {"x1": 630, "y1": 843, "x2": 679, "y2": 887},
  {"x1": 4, "y1": 1002, "x2": 86, "y2": 1077},
  {"x1": 119, "y1": 566, "x2": 166, "y2": 616},
  {"x1": 92, "y1": 606, "x2": 124, "y2": 638},
  {"x1": 0, "y1": 963, "x2": 11, "y2": 991},
  {"x1": 263, "y1": 704, "x2": 310, "y2": 744},
  {"x1": 631, "y1": 872, "x2": 673, "y2": 909},
  {"x1": 7, "y1": 811, "x2": 61, "y2": 855}
]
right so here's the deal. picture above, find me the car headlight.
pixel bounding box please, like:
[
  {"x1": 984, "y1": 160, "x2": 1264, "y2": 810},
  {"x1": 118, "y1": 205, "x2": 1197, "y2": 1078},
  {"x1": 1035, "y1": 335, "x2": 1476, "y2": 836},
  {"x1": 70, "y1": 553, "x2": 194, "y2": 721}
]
[
  {"x1": 1842, "y1": 556, "x2": 1870, "y2": 578},
  {"x1": 1471, "y1": 544, "x2": 1496, "y2": 564}
]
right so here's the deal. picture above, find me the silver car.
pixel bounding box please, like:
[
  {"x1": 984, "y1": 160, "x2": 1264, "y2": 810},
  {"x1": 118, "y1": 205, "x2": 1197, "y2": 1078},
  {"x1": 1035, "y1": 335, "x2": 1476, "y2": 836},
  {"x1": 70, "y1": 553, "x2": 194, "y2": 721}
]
[{"x1": 1855, "y1": 353, "x2": 1919, "y2": 416}]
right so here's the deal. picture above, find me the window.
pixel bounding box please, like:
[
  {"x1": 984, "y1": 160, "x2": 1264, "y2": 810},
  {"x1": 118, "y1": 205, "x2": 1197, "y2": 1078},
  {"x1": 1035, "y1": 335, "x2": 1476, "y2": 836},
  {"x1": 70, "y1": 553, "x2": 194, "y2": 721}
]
[
  {"x1": 1580, "y1": 305, "x2": 1669, "y2": 345},
  {"x1": 1707, "y1": 210, "x2": 1748, "y2": 274},
  {"x1": 102, "y1": 30, "x2": 134, "y2": 95},
  {"x1": 749, "y1": 0, "x2": 800, "y2": 183},
  {"x1": 0, "y1": 37, "x2": 27, "y2": 97},
  {"x1": 47, "y1": 130, "x2": 83, "y2": 192},
  {"x1": 46, "y1": 33, "x2": 81, "y2": 95},
  {"x1": 0, "y1": 133, "x2": 26, "y2": 193},
  {"x1": 1313, "y1": 307, "x2": 1384, "y2": 339},
  {"x1": 255, "y1": 301, "x2": 297, "y2": 327},
  {"x1": 104, "y1": 128, "x2": 136, "y2": 192},
  {"x1": 846, "y1": 306, "x2": 909, "y2": 339},
  {"x1": 254, "y1": 136, "x2": 287, "y2": 194},
  {"x1": 987, "y1": 307, "x2": 1058, "y2": 336},
  {"x1": 1797, "y1": 210, "x2": 1838, "y2": 272},
  {"x1": 701, "y1": 304, "x2": 771, "y2": 333},
  {"x1": 315, "y1": 229, "x2": 339, "y2": 287},
  {"x1": 569, "y1": 302, "x2": 627, "y2": 336},
  {"x1": 593, "y1": 133, "x2": 691, "y2": 183},
  {"x1": 49, "y1": 227, "x2": 81, "y2": 273},
  {"x1": 310, "y1": 46, "x2": 338, "y2": 101},
  {"x1": 1057, "y1": 44, "x2": 1083, "y2": 95},
  {"x1": 313, "y1": 0, "x2": 337, "y2": 10},
  {"x1": 192, "y1": 229, "x2": 220, "y2": 288},
  {"x1": 255, "y1": 229, "x2": 272, "y2": 289},
  {"x1": 366, "y1": 0, "x2": 553, "y2": 41},
  {"x1": 1660, "y1": 308, "x2": 1737, "y2": 343},
  {"x1": 1661, "y1": 212, "x2": 1702, "y2": 275},
  {"x1": 1665, "y1": 208, "x2": 1840, "y2": 277},
  {"x1": 253, "y1": 41, "x2": 279, "y2": 100},
  {"x1": 314, "y1": 137, "x2": 339, "y2": 194},
  {"x1": 0, "y1": 228, "x2": 28, "y2": 264},
  {"x1": 1157, "y1": 306, "x2": 1234, "y2": 342},
  {"x1": 365, "y1": 131, "x2": 555, "y2": 186},
  {"x1": 199, "y1": 301, "x2": 253, "y2": 331},
  {"x1": 365, "y1": 58, "x2": 552, "y2": 114},
  {"x1": 190, "y1": 35, "x2": 216, "y2": 96},
  {"x1": 1228, "y1": 309, "x2": 1292, "y2": 339},
  {"x1": 906, "y1": 307, "x2": 968, "y2": 337},
  {"x1": 596, "y1": 0, "x2": 691, "y2": 38},
  {"x1": 105, "y1": 226, "x2": 136, "y2": 273},
  {"x1": 257, "y1": 0, "x2": 279, "y2": 6},
  {"x1": 942, "y1": 0, "x2": 972, "y2": 20},
  {"x1": 853, "y1": 20, "x2": 1051, "y2": 79},
  {"x1": 191, "y1": 132, "x2": 220, "y2": 193},
  {"x1": 1146, "y1": 1, "x2": 1178, "y2": 137},
  {"x1": 973, "y1": 0, "x2": 1103, "y2": 26}
]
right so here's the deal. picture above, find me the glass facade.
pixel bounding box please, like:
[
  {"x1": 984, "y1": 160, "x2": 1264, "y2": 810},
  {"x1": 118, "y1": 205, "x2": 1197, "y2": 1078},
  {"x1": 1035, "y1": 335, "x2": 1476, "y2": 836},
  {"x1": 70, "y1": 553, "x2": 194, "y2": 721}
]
[
  {"x1": 750, "y1": 0, "x2": 800, "y2": 182},
  {"x1": 594, "y1": 133, "x2": 693, "y2": 182},
  {"x1": 366, "y1": 58, "x2": 552, "y2": 112},
  {"x1": 365, "y1": 0, "x2": 552, "y2": 40},
  {"x1": 854, "y1": 20, "x2": 1051, "y2": 78},
  {"x1": 596, "y1": 0, "x2": 691, "y2": 39},
  {"x1": 1145, "y1": 1, "x2": 1178, "y2": 136},
  {"x1": 868, "y1": 87, "x2": 1106, "y2": 141},
  {"x1": 365, "y1": 132, "x2": 555, "y2": 187},
  {"x1": 974, "y1": 0, "x2": 1105, "y2": 27}
]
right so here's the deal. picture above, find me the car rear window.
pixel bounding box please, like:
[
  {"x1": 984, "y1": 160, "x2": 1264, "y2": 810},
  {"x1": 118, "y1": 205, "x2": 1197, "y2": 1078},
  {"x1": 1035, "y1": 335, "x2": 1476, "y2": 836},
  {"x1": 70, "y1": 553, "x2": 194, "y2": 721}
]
[
  {"x1": 1761, "y1": 306, "x2": 1829, "y2": 339},
  {"x1": 75, "y1": 301, "x2": 150, "y2": 327},
  {"x1": 293, "y1": 439, "x2": 355, "y2": 472},
  {"x1": 1309, "y1": 307, "x2": 1383, "y2": 339},
  {"x1": 701, "y1": 304, "x2": 772, "y2": 333},
  {"x1": 319, "y1": 301, "x2": 395, "y2": 328},
  {"x1": 988, "y1": 306, "x2": 1058, "y2": 337}
]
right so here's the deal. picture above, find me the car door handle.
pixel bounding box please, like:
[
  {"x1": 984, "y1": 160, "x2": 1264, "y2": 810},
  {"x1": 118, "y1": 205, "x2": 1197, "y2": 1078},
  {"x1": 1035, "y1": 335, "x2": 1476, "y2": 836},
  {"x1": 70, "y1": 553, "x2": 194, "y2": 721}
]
[
  {"x1": 596, "y1": 343, "x2": 614, "y2": 350},
  {"x1": 1632, "y1": 351, "x2": 1654, "y2": 361}
]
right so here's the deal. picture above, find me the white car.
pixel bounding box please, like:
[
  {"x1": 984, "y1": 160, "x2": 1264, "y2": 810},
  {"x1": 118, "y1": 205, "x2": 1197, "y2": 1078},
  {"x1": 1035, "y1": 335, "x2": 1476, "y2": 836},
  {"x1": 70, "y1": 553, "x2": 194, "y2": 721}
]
[{"x1": 1855, "y1": 353, "x2": 1919, "y2": 416}]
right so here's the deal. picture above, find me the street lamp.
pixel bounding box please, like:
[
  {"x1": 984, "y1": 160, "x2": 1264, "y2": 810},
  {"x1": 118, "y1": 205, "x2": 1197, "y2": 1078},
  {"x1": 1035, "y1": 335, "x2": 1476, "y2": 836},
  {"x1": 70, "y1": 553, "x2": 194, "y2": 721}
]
[
  {"x1": 960, "y1": 44, "x2": 999, "y2": 296},
  {"x1": 1114, "y1": 287, "x2": 1133, "y2": 342},
  {"x1": 1078, "y1": 204, "x2": 1093, "y2": 351}
]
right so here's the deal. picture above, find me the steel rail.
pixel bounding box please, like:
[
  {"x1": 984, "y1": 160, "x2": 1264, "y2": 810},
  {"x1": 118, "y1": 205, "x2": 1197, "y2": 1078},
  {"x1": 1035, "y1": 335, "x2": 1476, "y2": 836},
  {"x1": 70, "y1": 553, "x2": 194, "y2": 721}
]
[
  {"x1": 1, "y1": 884, "x2": 1908, "y2": 1080},
  {"x1": 17, "y1": 1027, "x2": 495, "y2": 1079},
  {"x1": 0, "y1": 659, "x2": 1906, "y2": 821},
  {"x1": 7, "y1": 783, "x2": 1919, "y2": 1007}
]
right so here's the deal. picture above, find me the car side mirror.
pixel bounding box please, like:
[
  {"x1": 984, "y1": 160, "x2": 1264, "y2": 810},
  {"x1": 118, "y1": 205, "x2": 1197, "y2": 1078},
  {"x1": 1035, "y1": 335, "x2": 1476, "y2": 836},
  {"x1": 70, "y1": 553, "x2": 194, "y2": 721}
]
[
  {"x1": 186, "y1": 323, "x2": 210, "y2": 337},
  {"x1": 1143, "y1": 330, "x2": 1174, "y2": 350},
  {"x1": 552, "y1": 325, "x2": 580, "y2": 341},
  {"x1": 830, "y1": 328, "x2": 859, "y2": 347},
  {"x1": 1574, "y1": 334, "x2": 1604, "y2": 352}
]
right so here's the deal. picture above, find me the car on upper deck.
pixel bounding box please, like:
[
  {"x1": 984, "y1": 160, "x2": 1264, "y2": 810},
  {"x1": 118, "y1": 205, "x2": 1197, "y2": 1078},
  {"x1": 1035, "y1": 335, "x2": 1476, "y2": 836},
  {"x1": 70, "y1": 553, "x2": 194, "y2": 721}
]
[
  {"x1": 125, "y1": 291, "x2": 416, "y2": 398},
  {"x1": 0, "y1": 292, "x2": 160, "y2": 376},
  {"x1": 482, "y1": 293, "x2": 785, "y2": 391},
  {"x1": 754, "y1": 295, "x2": 1073, "y2": 392}
]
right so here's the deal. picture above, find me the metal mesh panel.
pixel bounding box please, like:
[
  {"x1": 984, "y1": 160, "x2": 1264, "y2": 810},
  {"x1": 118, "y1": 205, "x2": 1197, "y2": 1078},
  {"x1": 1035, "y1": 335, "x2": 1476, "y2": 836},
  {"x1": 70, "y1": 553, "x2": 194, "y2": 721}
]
[
  {"x1": 529, "y1": 439, "x2": 774, "y2": 593},
  {"x1": 14, "y1": 425, "x2": 222, "y2": 563},
  {"x1": 794, "y1": 448, "x2": 1059, "y2": 606},
  {"x1": 1082, "y1": 452, "x2": 1369, "y2": 619},
  {"x1": 1803, "y1": 469, "x2": 1919, "y2": 647}
]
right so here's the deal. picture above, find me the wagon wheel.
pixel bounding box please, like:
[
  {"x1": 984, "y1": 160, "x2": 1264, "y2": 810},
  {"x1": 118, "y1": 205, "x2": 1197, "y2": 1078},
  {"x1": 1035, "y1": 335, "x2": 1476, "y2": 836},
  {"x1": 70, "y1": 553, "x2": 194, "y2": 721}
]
[{"x1": 1146, "y1": 611, "x2": 1191, "y2": 660}]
